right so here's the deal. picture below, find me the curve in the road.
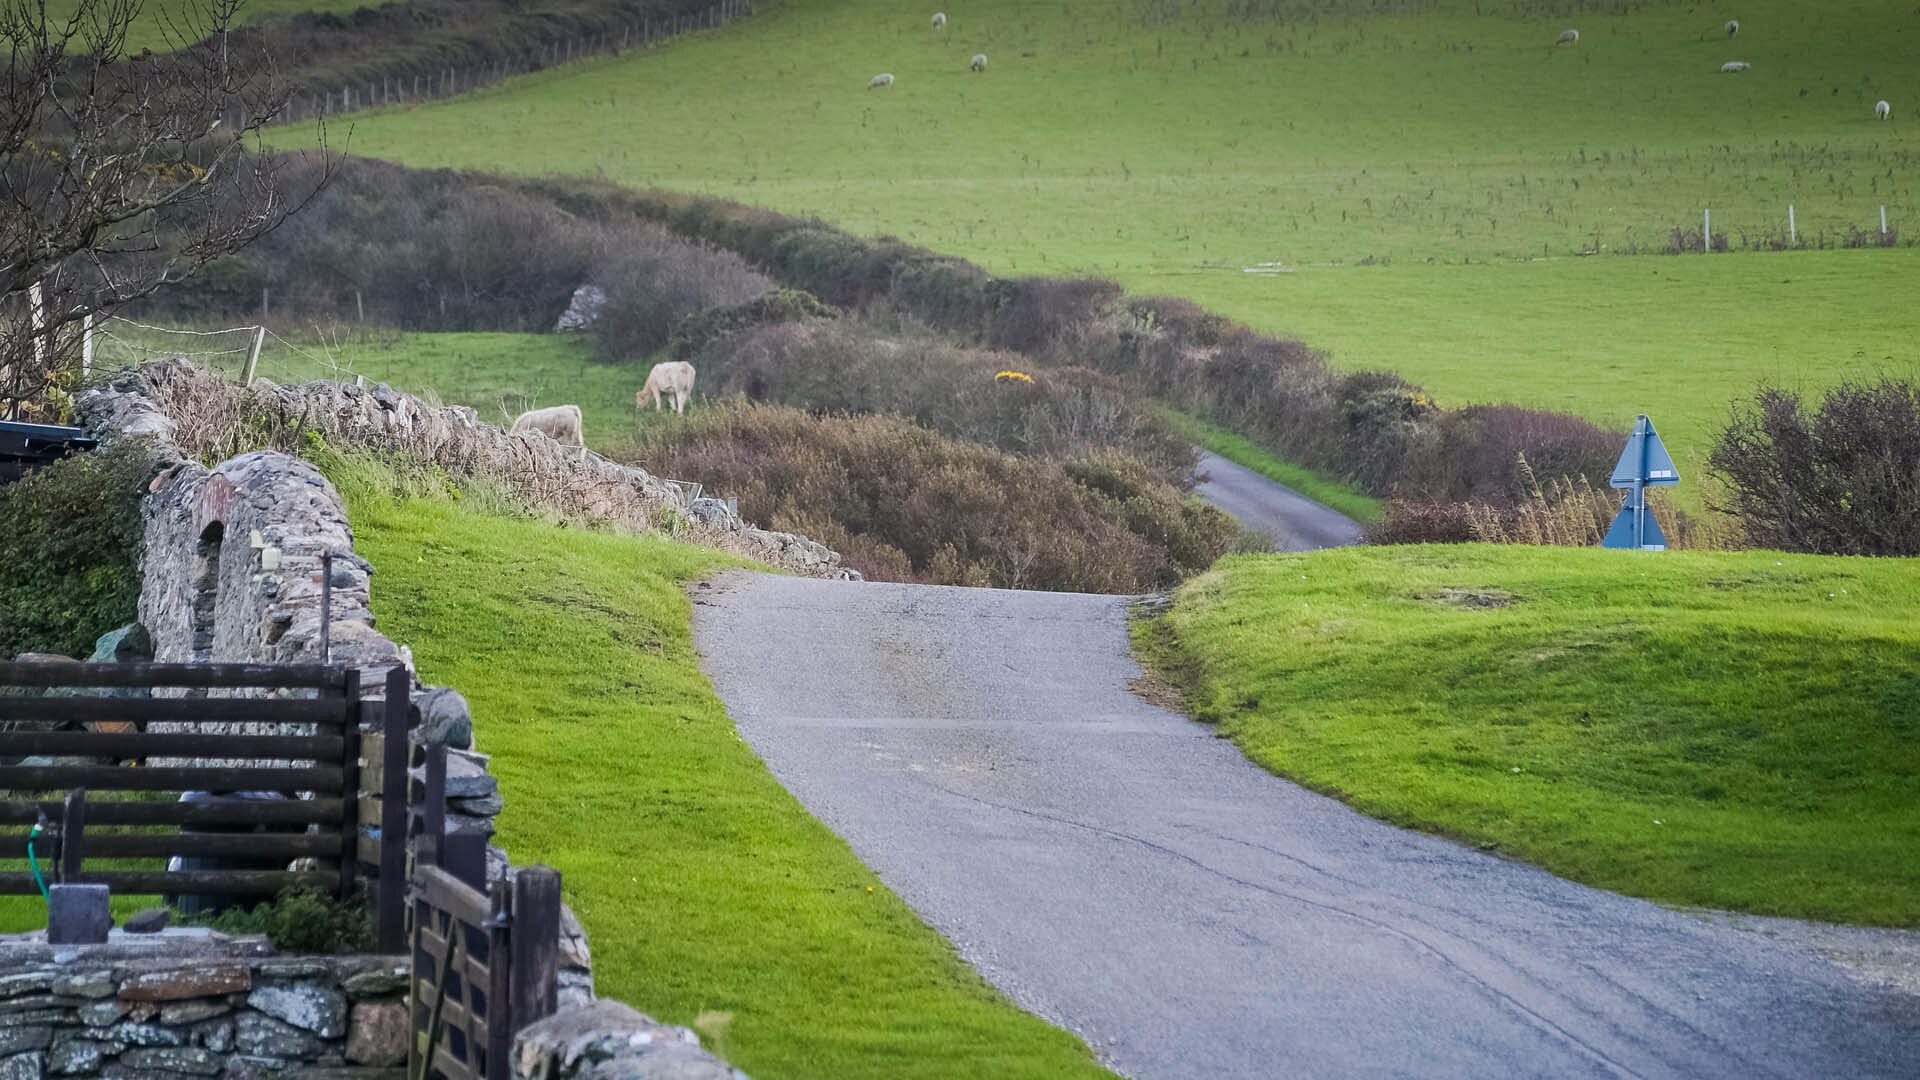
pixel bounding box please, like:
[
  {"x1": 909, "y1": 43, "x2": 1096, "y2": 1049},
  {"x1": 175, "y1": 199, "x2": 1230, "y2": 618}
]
[
  {"x1": 692, "y1": 574, "x2": 1919, "y2": 1080},
  {"x1": 1191, "y1": 450, "x2": 1364, "y2": 551}
]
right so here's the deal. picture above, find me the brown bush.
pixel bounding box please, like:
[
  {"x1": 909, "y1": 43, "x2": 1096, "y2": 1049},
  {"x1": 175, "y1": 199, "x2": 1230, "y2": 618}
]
[
  {"x1": 627, "y1": 403, "x2": 1235, "y2": 591},
  {"x1": 696, "y1": 320, "x2": 1196, "y2": 478},
  {"x1": 1708, "y1": 380, "x2": 1920, "y2": 555}
]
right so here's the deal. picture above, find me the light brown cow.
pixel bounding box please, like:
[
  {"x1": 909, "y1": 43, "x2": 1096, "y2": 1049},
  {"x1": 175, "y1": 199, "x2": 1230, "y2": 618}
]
[
  {"x1": 510, "y1": 404, "x2": 584, "y2": 446},
  {"x1": 636, "y1": 361, "x2": 697, "y2": 415}
]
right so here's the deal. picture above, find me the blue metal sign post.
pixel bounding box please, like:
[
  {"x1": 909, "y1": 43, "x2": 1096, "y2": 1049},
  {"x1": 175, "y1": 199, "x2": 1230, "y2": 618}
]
[{"x1": 1602, "y1": 415, "x2": 1680, "y2": 550}]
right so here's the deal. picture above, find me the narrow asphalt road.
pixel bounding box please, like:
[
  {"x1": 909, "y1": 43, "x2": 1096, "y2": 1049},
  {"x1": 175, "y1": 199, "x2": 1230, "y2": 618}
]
[
  {"x1": 693, "y1": 575, "x2": 1919, "y2": 1080},
  {"x1": 1192, "y1": 450, "x2": 1364, "y2": 551}
]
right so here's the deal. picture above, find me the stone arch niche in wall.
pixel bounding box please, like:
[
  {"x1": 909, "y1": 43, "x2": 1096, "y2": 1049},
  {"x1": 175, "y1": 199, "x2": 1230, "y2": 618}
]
[{"x1": 189, "y1": 473, "x2": 236, "y2": 666}]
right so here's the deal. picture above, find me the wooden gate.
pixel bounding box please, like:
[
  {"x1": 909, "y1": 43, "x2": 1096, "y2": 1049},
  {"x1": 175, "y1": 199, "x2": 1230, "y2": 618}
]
[
  {"x1": 0, "y1": 661, "x2": 410, "y2": 947},
  {"x1": 408, "y1": 743, "x2": 560, "y2": 1080}
]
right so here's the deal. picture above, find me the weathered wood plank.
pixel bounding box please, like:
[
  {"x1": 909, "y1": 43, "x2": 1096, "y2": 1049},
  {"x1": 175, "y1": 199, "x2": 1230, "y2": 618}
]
[
  {"x1": 0, "y1": 765, "x2": 343, "y2": 793},
  {"x1": 0, "y1": 662, "x2": 348, "y2": 689},
  {"x1": 338, "y1": 668, "x2": 362, "y2": 901},
  {"x1": 0, "y1": 869, "x2": 336, "y2": 895},
  {"x1": 0, "y1": 798, "x2": 343, "y2": 827},
  {"x1": 414, "y1": 866, "x2": 491, "y2": 927},
  {"x1": 0, "y1": 731, "x2": 343, "y2": 759},
  {"x1": 0, "y1": 696, "x2": 347, "y2": 726},
  {"x1": 510, "y1": 867, "x2": 562, "y2": 1032},
  {"x1": 0, "y1": 831, "x2": 337, "y2": 859}
]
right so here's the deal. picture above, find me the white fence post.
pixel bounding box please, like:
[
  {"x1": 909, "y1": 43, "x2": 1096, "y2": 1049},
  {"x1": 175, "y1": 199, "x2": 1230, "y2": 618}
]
[
  {"x1": 1788, "y1": 204, "x2": 1796, "y2": 246},
  {"x1": 1882, "y1": 205, "x2": 1889, "y2": 236},
  {"x1": 1703, "y1": 207, "x2": 1711, "y2": 253}
]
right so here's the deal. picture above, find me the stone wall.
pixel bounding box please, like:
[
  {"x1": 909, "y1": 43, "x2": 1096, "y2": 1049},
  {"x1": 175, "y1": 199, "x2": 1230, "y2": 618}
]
[{"x1": 0, "y1": 932, "x2": 407, "y2": 1080}]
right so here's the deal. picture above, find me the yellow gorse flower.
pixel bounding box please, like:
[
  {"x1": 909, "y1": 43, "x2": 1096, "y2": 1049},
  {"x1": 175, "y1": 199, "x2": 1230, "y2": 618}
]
[{"x1": 994, "y1": 370, "x2": 1034, "y2": 383}]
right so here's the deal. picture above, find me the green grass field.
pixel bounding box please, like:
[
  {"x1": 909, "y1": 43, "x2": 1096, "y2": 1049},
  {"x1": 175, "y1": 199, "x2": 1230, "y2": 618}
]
[
  {"x1": 335, "y1": 463, "x2": 1111, "y2": 1079},
  {"x1": 1141, "y1": 545, "x2": 1920, "y2": 927},
  {"x1": 287, "y1": 0, "x2": 1920, "y2": 501}
]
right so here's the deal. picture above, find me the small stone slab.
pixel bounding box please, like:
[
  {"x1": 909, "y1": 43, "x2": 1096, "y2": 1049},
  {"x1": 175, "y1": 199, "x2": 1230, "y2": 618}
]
[
  {"x1": 118, "y1": 964, "x2": 250, "y2": 1002},
  {"x1": 47, "y1": 886, "x2": 111, "y2": 946},
  {"x1": 247, "y1": 984, "x2": 347, "y2": 1038}
]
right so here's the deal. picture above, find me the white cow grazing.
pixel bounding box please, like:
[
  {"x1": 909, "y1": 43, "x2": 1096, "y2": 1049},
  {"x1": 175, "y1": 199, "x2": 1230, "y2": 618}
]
[
  {"x1": 1721, "y1": 60, "x2": 1750, "y2": 72},
  {"x1": 1556, "y1": 28, "x2": 1578, "y2": 45},
  {"x1": 931, "y1": 11, "x2": 946, "y2": 30},
  {"x1": 1725, "y1": 19, "x2": 1739, "y2": 37},
  {"x1": 869, "y1": 72, "x2": 894, "y2": 89},
  {"x1": 1876, "y1": 99, "x2": 1892, "y2": 120},
  {"x1": 511, "y1": 404, "x2": 583, "y2": 446},
  {"x1": 637, "y1": 361, "x2": 697, "y2": 415},
  {"x1": 970, "y1": 53, "x2": 987, "y2": 72}
]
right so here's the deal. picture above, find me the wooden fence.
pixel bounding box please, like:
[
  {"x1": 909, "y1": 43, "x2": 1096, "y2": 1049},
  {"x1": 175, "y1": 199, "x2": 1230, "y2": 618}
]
[
  {"x1": 0, "y1": 661, "x2": 410, "y2": 950},
  {"x1": 408, "y1": 743, "x2": 560, "y2": 1080},
  {"x1": 271, "y1": 0, "x2": 754, "y2": 128}
]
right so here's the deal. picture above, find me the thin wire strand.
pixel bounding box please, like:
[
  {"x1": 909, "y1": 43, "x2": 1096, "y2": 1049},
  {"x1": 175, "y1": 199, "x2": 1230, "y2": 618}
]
[{"x1": 107, "y1": 315, "x2": 263, "y2": 337}]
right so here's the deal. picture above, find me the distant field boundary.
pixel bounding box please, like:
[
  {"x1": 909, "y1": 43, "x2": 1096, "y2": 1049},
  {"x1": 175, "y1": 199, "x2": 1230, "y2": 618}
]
[{"x1": 245, "y1": 0, "x2": 754, "y2": 128}]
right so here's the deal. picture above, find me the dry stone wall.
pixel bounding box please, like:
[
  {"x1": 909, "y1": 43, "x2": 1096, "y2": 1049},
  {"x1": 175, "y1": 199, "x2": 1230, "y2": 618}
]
[{"x1": 0, "y1": 932, "x2": 407, "y2": 1080}]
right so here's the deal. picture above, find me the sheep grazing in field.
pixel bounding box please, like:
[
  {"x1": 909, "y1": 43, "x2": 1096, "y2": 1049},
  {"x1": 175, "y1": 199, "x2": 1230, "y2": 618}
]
[
  {"x1": 1721, "y1": 60, "x2": 1750, "y2": 73},
  {"x1": 511, "y1": 404, "x2": 584, "y2": 446},
  {"x1": 1725, "y1": 19, "x2": 1739, "y2": 37},
  {"x1": 636, "y1": 360, "x2": 697, "y2": 415},
  {"x1": 931, "y1": 11, "x2": 946, "y2": 30},
  {"x1": 869, "y1": 72, "x2": 894, "y2": 89},
  {"x1": 1876, "y1": 99, "x2": 1892, "y2": 120},
  {"x1": 1556, "y1": 28, "x2": 1578, "y2": 45},
  {"x1": 970, "y1": 53, "x2": 987, "y2": 72}
]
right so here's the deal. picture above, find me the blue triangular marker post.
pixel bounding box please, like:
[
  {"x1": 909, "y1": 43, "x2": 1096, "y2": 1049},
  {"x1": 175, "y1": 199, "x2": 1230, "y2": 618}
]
[{"x1": 1602, "y1": 415, "x2": 1678, "y2": 550}]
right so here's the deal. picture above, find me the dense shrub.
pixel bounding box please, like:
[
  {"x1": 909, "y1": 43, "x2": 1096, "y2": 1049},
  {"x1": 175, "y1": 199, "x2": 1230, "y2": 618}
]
[
  {"x1": 667, "y1": 288, "x2": 837, "y2": 360},
  {"x1": 587, "y1": 231, "x2": 771, "y2": 361},
  {"x1": 152, "y1": 158, "x2": 768, "y2": 344},
  {"x1": 1364, "y1": 500, "x2": 1480, "y2": 545},
  {"x1": 628, "y1": 403, "x2": 1234, "y2": 592},
  {"x1": 695, "y1": 320, "x2": 1196, "y2": 477},
  {"x1": 1708, "y1": 380, "x2": 1920, "y2": 555},
  {"x1": 0, "y1": 442, "x2": 151, "y2": 659},
  {"x1": 195, "y1": 883, "x2": 375, "y2": 954}
]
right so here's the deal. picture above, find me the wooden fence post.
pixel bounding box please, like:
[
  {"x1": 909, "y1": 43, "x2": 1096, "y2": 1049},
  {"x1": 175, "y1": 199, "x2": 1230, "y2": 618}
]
[
  {"x1": 337, "y1": 667, "x2": 361, "y2": 901},
  {"x1": 240, "y1": 325, "x2": 265, "y2": 386},
  {"x1": 510, "y1": 867, "x2": 562, "y2": 1031},
  {"x1": 380, "y1": 666, "x2": 409, "y2": 951},
  {"x1": 59, "y1": 788, "x2": 86, "y2": 883}
]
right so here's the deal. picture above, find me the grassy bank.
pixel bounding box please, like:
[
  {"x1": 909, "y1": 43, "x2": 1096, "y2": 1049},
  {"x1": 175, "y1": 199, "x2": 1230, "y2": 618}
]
[
  {"x1": 1165, "y1": 411, "x2": 1383, "y2": 524},
  {"x1": 341, "y1": 474, "x2": 1110, "y2": 1078},
  {"x1": 1141, "y1": 545, "x2": 1920, "y2": 927}
]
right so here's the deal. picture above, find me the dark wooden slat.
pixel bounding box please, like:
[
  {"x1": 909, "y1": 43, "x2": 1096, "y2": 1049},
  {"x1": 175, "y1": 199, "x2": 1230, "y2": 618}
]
[
  {"x1": 0, "y1": 662, "x2": 347, "y2": 690},
  {"x1": 59, "y1": 790, "x2": 85, "y2": 883},
  {"x1": 0, "y1": 731, "x2": 343, "y2": 759},
  {"x1": 0, "y1": 832, "x2": 336, "y2": 859},
  {"x1": 0, "y1": 798, "x2": 343, "y2": 827},
  {"x1": 0, "y1": 696, "x2": 348, "y2": 726},
  {"x1": 338, "y1": 668, "x2": 361, "y2": 901},
  {"x1": 378, "y1": 668, "x2": 409, "y2": 953},
  {"x1": 415, "y1": 866, "x2": 492, "y2": 927},
  {"x1": 511, "y1": 866, "x2": 563, "y2": 1032},
  {"x1": 0, "y1": 869, "x2": 336, "y2": 895},
  {"x1": 0, "y1": 765, "x2": 343, "y2": 793}
]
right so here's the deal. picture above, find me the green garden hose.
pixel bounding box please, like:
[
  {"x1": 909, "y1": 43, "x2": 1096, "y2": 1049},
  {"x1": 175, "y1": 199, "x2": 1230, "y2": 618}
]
[{"x1": 26, "y1": 822, "x2": 49, "y2": 902}]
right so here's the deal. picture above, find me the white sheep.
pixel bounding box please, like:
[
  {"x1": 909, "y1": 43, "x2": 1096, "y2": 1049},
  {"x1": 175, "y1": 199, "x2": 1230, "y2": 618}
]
[
  {"x1": 1720, "y1": 60, "x2": 1750, "y2": 73},
  {"x1": 868, "y1": 72, "x2": 894, "y2": 89},
  {"x1": 970, "y1": 53, "x2": 987, "y2": 72},
  {"x1": 1556, "y1": 28, "x2": 1578, "y2": 45},
  {"x1": 1725, "y1": 19, "x2": 1739, "y2": 37},
  {"x1": 931, "y1": 11, "x2": 946, "y2": 30},
  {"x1": 1876, "y1": 99, "x2": 1892, "y2": 120}
]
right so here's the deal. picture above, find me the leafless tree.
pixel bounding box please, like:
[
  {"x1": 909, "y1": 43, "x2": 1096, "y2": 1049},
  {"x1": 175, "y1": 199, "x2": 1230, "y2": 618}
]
[{"x1": 1, "y1": 0, "x2": 320, "y2": 419}]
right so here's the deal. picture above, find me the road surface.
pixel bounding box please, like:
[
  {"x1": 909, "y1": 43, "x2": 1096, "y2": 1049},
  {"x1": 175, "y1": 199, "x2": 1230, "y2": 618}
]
[
  {"x1": 692, "y1": 574, "x2": 1919, "y2": 1079},
  {"x1": 1192, "y1": 450, "x2": 1364, "y2": 551}
]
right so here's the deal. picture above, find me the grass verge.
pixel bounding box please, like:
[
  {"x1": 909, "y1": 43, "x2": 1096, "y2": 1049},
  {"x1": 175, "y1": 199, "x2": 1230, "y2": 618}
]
[
  {"x1": 1164, "y1": 410, "x2": 1383, "y2": 524},
  {"x1": 336, "y1": 464, "x2": 1111, "y2": 1078},
  {"x1": 1138, "y1": 545, "x2": 1920, "y2": 927}
]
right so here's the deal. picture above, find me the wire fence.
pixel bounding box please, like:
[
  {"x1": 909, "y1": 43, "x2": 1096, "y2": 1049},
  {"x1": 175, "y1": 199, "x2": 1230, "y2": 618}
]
[{"x1": 257, "y1": 0, "x2": 755, "y2": 128}]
